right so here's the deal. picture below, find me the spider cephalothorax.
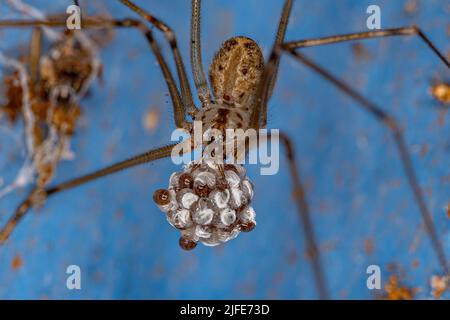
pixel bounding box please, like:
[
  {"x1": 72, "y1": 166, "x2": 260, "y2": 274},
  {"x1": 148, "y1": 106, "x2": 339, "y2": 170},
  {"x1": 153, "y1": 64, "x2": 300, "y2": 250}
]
[{"x1": 153, "y1": 160, "x2": 255, "y2": 250}]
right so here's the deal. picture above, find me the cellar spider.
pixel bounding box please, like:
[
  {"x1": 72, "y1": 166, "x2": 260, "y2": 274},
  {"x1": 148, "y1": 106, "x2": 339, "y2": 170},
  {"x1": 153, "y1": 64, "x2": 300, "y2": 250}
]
[{"x1": 0, "y1": 0, "x2": 448, "y2": 299}]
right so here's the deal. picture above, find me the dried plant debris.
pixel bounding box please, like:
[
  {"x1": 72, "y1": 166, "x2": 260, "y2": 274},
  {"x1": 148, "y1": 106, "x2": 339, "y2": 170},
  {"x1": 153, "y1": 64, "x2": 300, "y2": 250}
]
[
  {"x1": 11, "y1": 254, "x2": 23, "y2": 271},
  {"x1": 404, "y1": 0, "x2": 418, "y2": 14},
  {"x1": 0, "y1": 1, "x2": 113, "y2": 199},
  {"x1": 383, "y1": 275, "x2": 417, "y2": 300},
  {"x1": 142, "y1": 107, "x2": 160, "y2": 133},
  {"x1": 430, "y1": 275, "x2": 448, "y2": 299},
  {"x1": 1, "y1": 70, "x2": 24, "y2": 123},
  {"x1": 351, "y1": 43, "x2": 372, "y2": 62},
  {"x1": 430, "y1": 83, "x2": 450, "y2": 105}
]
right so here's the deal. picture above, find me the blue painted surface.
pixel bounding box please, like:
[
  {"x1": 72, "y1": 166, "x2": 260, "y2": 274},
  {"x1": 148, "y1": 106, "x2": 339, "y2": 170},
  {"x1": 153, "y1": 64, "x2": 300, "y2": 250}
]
[{"x1": 0, "y1": 0, "x2": 448, "y2": 299}]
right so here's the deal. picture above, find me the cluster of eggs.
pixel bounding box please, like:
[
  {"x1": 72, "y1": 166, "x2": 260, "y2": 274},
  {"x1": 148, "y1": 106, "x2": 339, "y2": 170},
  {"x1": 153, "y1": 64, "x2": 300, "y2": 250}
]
[{"x1": 153, "y1": 160, "x2": 256, "y2": 250}]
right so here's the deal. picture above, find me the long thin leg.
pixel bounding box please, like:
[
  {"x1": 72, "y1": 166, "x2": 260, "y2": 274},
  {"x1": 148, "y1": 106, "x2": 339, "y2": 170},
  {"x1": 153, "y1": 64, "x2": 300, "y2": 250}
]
[
  {"x1": 266, "y1": 0, "x2": 293, "y2": 100},
  {"x1": 278, "y1": 132, "x2": 329, "y2": 299},
  {"x1": 250, "y1": 0, "x2": 293, "y2": 129},
  {"x1": 191, "y1": 0, "x2": 211, "y2": 107},
  {"x1": 284, "y1": 49, "x2": 450, "y2": 278},
  {"x1": 252, "y1": 27, "x2": 450, "y2": 130},
  {"x1": 7, "y1": 132, "x2": 67, "y2": 243},
  {"x1": 0, "y1": 18, "x2": 191, "y2": 129},
  {"x1": 283, "y1": 27, "x2": 450, "y2": 68},
  {"x1": 119, "y1": 0, "x2": 198, "y2": 116},
  {"x1": 0, "y1": 143, "x2": 177, "y2": 244}
]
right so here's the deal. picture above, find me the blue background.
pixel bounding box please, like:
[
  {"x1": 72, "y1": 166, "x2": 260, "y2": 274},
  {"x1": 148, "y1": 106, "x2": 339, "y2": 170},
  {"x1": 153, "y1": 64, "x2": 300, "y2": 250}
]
[{"x1": 0, "y1": 0, "x2": 449, "y2": 299}]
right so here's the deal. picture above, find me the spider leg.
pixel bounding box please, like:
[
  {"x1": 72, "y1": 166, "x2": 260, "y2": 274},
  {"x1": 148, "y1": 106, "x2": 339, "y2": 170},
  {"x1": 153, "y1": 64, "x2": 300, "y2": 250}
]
[
  {"x1": 119, "y1": 0, "x2": 198, "y2": 116},
  {"x1": 0, "y1": 143, "x2": 177, "y2": 244},
  {"x1": 190, "y1": 0, "x2": 212, "y2": 107},
  {"x1": 276, "y1": 132, "x2": 330, "y2": 299},
  {"x1": 248, "y1": 0, "x2": 328, "y2": 299},
  {"x1": 0, "y1": 186, "x2": 38, "y2": 244},
  {"x1": 252, "y1": 26, "x2": 449, "y2": 129},
  {"x1": 266, "y1": 0, "x2": 293, "y2": 100},
  {"x1": 283, "y1": 49, "x2": 450, "y2": 278},
  {"x1": 251, "y1": 23, "x2": 449, "y2": 278},
  {"x1": 0, "y1": 17, "x2": 192, "y2": 129},
  {"x1": 250, "y1": 0, "x2": 293, "y2": 129},
  {"x1": 283, "y1": 27, "x2": 450, "y2": 68}
]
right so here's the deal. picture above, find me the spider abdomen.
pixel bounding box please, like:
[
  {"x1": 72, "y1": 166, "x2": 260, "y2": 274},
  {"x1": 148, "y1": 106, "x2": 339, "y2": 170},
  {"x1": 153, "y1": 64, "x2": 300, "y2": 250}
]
[{"x1": 209, "y1": 36, "x2": 264, "y2": 106}]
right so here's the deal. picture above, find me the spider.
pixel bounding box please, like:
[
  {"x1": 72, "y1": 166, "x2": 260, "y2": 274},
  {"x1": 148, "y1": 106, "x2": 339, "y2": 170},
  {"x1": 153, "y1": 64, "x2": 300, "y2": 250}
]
[{"x1": 0, "y1": 0, "x2": 448, "y2": 299}]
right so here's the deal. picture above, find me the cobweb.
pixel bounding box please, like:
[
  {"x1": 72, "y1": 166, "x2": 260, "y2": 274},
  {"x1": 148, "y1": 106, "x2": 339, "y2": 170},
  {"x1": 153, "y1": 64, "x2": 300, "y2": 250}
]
[
  {"x1": 0, "y1": 0, "x2": 95, "y2": 199},
  {"x1": 0, "y1": 52, "x2": 36, "y2": 199}
]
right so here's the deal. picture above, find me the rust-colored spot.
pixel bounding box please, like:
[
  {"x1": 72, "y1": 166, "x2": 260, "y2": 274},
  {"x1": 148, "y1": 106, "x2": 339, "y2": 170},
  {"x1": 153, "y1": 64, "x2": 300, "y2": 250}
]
[
  {"x1": 386, "y1": 263, "x2": 396, "y2": 273},
  {"x1": 419, "y1": 143, "x2": 429, "y2": 158},
  {"x1": 11, "y1": 254, "x2": 23, "y2": 270},
  {"x1": 143, "y1": 107, "x2": 160, "y2": 133},
  {"x1": 364, "y1": 238, "x2": 374, "y2": 255},
  {"x1": 351, "y1": 43, "x2": 371, "y2": 61},
  {"x1": 430, "y1": 275, "x2": 447, "y2": 299},
  {"x1": 404, "y1": 0, "x2": 418, "y2": 14},
  {"x1": 430, "y1": 83, "x2": 450, "y2": 104},
  {"x1": 383, "y1": 275, "x2": 416, "y2": 300},
  {"x1": 437, "y1": 109, "x2": 448, "y2": 127}
]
